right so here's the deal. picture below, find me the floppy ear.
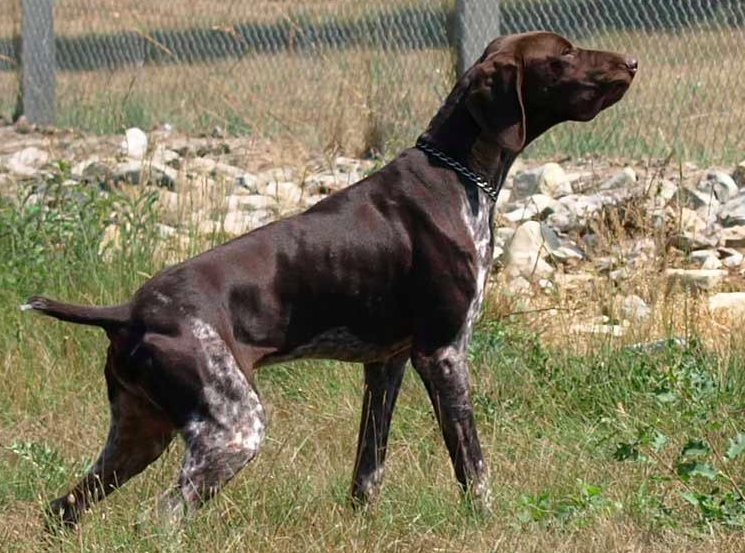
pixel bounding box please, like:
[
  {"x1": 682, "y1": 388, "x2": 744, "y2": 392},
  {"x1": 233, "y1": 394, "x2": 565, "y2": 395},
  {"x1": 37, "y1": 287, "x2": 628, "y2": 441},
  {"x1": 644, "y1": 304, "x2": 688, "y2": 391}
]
[{"x1": 465, "y1": 53, "x2": 526, "y2": 152}]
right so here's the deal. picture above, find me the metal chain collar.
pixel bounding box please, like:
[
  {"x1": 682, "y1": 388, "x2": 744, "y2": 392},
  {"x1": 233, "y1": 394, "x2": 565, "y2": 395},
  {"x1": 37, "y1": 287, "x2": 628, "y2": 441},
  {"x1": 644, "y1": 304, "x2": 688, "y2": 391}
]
[{"x1": 415, "y1": 139, "x2": 501, "y2": 202}]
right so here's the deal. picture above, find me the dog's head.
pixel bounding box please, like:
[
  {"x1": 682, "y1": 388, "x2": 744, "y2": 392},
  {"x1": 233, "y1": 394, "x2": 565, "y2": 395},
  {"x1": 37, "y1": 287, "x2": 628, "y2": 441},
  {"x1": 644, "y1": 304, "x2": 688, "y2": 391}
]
[{"x1": 465, "y1": 31, "x2": 637, "y2": 152}]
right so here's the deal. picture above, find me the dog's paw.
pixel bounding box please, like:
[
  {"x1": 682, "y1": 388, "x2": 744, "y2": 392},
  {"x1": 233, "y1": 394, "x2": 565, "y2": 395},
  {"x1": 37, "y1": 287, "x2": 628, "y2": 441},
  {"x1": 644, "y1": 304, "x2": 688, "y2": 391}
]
[{"x1": 44, "y1": 494, "x2": 81, "y2": 533}]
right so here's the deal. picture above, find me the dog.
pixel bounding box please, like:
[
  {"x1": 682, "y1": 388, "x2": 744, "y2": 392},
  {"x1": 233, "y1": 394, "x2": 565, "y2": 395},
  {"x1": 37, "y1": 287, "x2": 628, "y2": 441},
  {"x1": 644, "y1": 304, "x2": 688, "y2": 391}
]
[{"x1": 24, "y1": 31, "x2": 636, "y2": 527}]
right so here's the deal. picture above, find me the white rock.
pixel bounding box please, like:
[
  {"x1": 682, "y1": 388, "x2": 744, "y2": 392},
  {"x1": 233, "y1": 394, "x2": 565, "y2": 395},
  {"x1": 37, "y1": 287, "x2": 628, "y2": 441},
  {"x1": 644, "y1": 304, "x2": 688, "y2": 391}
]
[
  {"x1": 222, "y1": 209, "x2": 273, "y2": 236},
  {"x1": 260, "y1": 181, "x2": 303, "y2": 204},
  {"x1": 599, "y1": 167, "x2": 636, "y2": 190},
  {"x1": 709, "y1": 293, "x2": 745, "y2": 318},
  {"x1": 4, "y1": 146, "x2": 50, "y2": 176},
  {"x1": 698, "y1": 170, "x2": 739, "y2": 203},
  {"x1": 504, "y1": 221, "x2": 556, "y2": 280},
  {"x1": 621, "y1": 294, "x2": 651, "y2": 321},
  {"x1": 674, "y1": 185, "x2": 719, "y2": 211},
  {"x1": 689, "y1": 249, "x2": 719, "y2": 267},
  {"x1": 719, "y1": 192, "x2": 745, "y2": 227},
  {"x1": 570, "y1": 322, "x2": 625, "y2": 337},
  {"x1": 226, "y1": 194, "x2": 277, "y2": 211},
  {"x1": 503, "y1": 194, "x2": 567, "y2": 223},
  {"x1": 507, "y1": 276, "x2": 531, "y2": 294},
  {"x1": 512, "y1": 163, "x2": 572, "y2": 199},
  {"x1": 113, "y1": 160, "x2": 142, "y2": 184},
  {"x1": 732, "y1": 161, "x2": 745, "y2": 187},
  {"x1": 122, "y1": 127, "x2": 148, "y2": 159},
  {"x1": 665, "y1": 268, "x2": 727, "y2": 290},
  {"x1": 157, "y1": 189, "x2": 180, "y2": 212},
  {"x1": 718, "y1": 247, "x2": 743, "y2": 268},
  {"x1": 701, "y1": 256, "x2": 723, "y2": 270},
  {"x1": 722, "y1": 226, "x2": 745, "y2": 248}
]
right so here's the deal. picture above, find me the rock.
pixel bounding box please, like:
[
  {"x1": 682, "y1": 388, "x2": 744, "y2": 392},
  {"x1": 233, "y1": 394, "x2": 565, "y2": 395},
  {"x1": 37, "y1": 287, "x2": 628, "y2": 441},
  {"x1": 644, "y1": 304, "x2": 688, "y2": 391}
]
[
  {"x1": 237, "y1": 173, "x2": 259, "y2": 191},
  {"x1": 732, "y1": 161, "x2": 745, "y2": 187},
  {"x1": 667, "y1": 207, "x2": 720, "y2": 250},
  {"x1": 674, "y1": 185, "x2": 719, "y2": 212},
  {"x1": 197, "y1": 219, "x2": 222, "y2": 236},
  {"x1": 626, "y1": 336, "x2": 687, "y2": 353},
  {"x1": 121, "y1": 127, "x2": 148, "y2": 159},
  {"x1": 13, "y1": 115, "x2": 33, "y2": 134},
  {"x1": 701, "y1": 256, "x2": 723, "y2": 270},
  {"x1": 226, "y1": 194, "x2": 277, "y2": 211},
  {"x1": 537, "y1": 278, "x2": 554, "y2": 291},
  {"x1": 259, "y1": 181, "x2": 303, "y2": 204},
  {"x1": 698, "y1": 170, "x2": 739, "y2": 202},
  {"x1": 79, "y1": 161, "x2": 113, "y2": 188},
  {"x1": 665, "y1": 268, "x2": 726, "y2": 290},
  {"x1": 222, "y1": 209, "x2": 273, "y2": 236},
  {"x1": 495, "y1": 227, "x2": 515, "y2": 247},
  {"x1": 650, "y1": 179, "x2": 678, "y2": 203},
  {"x1": 503, "y1": 194, "x2": 568, "y2": 223},
  {"x1": 157, "y1": 190, "x2": 180, "y2": 213},
  {"x1": 719, "y1": 192, "x2": 745, "y2": 227},
  {"x1": 570, "y1": 316, "x2": 626, "y2": 337},
  {"x1": 301, "y1": 193, "x2": 327, "y2": 209},
  {"x1": 150, "y1": 146, "x2": 181, "y2": 168},
  {"x1": 112, "y1": 160, "x2": 176, "y2": 188},
  {"x1": 503, "y1": 221, "x2": 555, "y2": 280},
  {"x1": 689, "y1": 249, "x2": 720, "y2": 268},
  {"x1": 146, "y1": 162, "x2": 178, "y2": 189},
  {"x1": 113, "y1": 160, "x2": 142, "y2": 185},
  {"x1": 156, "y1": 223, "x2": 178, "y2": 238},
  {"x1": 512, "y1": 163, "x2": 572, "y2": 199},
  {"x1": 621, "y1": 294, "x2": 651, "y2": 321},
  {"x1": 507, "y1": 276, "x2": 531, "y2": 294},
  {"x1": 599, "y1": 167, "x2": 636, "y2": 191},
  {"x1": 98, "y1": 223, "x2": 121, "y2": 260},
  {"x1": 721, "y1": 226, "x2": 745, "y2": 248},
  {"x1": 4, "y1": 146, "x2": 50, "y2": 176},
  {"x1": 718, "y1": 247, "x2": 743, "y2": 268},
  {"x1": 609, "y1": 267, "x2": 631, "y2": 282},
  {"x1": 708, "y1": 293, "x2": 745, "y2": 318}
]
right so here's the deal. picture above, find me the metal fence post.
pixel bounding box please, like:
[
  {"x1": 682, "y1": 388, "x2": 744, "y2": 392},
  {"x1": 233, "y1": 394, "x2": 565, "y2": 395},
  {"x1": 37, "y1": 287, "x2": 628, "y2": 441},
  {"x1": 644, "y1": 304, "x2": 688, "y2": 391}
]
[
  {"x1": 454, "y1": 0, "x2": 500, "y2": 77},
  {"x1": 18, "y1": 0, "x2": 55, "y2": 125}
]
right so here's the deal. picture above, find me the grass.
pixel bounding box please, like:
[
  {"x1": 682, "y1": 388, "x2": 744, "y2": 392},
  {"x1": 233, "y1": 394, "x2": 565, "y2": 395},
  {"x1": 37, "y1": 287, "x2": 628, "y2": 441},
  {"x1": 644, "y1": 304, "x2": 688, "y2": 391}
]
[
  {"x1": 4, "y1": 163, "x2": 745, "y2": 551},
  {"x1": 47, "y1": 25, "x2": 745, "y2": 164}
]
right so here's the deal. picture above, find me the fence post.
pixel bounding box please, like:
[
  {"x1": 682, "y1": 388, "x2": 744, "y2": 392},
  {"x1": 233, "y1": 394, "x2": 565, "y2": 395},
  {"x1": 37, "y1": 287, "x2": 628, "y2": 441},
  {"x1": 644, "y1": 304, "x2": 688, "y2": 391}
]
[
  {"x1": 17, "y1": 0, "x2": 55, "y2": 125},
  {"x1": 454, "y1": 0, "x2": 500, "y2": 77}
]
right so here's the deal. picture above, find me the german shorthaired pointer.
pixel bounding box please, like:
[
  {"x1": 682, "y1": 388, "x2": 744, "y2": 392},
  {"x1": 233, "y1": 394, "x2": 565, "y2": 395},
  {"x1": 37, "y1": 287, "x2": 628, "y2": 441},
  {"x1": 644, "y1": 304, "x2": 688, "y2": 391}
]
[{"x1": 25, "y1": 31, "x2": 636, "y2": 527}]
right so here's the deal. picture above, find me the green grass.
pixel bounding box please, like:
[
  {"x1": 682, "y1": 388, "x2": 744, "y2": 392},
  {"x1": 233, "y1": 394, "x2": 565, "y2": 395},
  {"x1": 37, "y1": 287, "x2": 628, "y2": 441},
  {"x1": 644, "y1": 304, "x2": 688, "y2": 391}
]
[{"x1": 4, "y1": 173, "x2": 745, "y2": 551}]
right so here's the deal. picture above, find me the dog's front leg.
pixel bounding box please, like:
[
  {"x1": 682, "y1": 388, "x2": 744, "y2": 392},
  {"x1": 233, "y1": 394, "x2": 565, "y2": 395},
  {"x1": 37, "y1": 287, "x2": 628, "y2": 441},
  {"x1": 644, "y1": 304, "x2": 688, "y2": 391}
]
[
  {"x1": 411, "y1": 344, "x2": 491, "y2": 511},
  {"x1": 350, "y1": 351, "x2": 408, "y2": 506}
]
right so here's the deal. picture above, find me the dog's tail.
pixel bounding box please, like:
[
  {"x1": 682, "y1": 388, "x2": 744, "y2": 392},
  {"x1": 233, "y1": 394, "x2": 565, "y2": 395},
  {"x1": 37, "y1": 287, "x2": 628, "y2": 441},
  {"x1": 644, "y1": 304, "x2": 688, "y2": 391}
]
[{"x1": 20, "y1": 295, "x2": 130, "y2": 330}]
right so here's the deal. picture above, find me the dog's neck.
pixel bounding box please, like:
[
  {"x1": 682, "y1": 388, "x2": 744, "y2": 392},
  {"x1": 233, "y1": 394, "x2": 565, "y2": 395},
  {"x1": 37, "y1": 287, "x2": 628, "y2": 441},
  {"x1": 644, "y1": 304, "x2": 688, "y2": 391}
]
[
  {"x1": 418, "y1": 85, "x2": 518, "y2": 190},
  {"x1": 418, "y1": 81, "x2": 559, "y2": 191}
]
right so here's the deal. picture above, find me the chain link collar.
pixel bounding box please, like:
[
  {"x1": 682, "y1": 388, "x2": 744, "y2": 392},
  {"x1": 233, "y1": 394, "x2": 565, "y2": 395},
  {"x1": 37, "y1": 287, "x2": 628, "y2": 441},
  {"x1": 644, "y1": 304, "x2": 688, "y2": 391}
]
[{"x1": 415, "y1": 139, "x2": 502, "y2": 202}]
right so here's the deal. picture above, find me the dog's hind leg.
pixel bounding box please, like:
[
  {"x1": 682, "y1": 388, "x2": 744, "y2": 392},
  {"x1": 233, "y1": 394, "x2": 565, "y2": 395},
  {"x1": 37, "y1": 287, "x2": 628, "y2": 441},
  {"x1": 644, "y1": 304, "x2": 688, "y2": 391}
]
[
  {"x1": 47, "y1": 349, "x2": 175, "y2": 529},
  {"x1": 350, "y1": 351, "x2": 408, "y2": 506},
  {"x1": 154, "y1": 318, "x2": 266, "y2": 525}
]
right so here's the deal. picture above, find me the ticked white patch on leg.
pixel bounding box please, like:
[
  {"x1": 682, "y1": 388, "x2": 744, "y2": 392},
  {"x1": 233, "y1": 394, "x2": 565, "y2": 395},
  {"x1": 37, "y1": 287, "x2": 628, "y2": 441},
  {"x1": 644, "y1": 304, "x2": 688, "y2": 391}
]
[{"x1": 179, "y1": 318, "x2": 266, "y2": 502}]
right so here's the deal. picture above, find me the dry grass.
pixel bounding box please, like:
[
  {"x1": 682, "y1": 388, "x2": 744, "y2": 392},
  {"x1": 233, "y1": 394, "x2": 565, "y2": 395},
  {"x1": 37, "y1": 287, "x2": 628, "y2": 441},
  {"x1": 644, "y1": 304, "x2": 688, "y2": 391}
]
[
  {"x1": 55, "y1": 46, "x2": 453, "y2": 157},
  {"x1": 45, "y1": 25, "x2": 745, "y2": 163}
]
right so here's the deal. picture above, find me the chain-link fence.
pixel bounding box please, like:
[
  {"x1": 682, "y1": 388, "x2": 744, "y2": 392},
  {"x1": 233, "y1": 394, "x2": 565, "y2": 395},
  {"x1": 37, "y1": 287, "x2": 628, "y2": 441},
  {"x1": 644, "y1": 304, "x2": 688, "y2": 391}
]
[{"x1": 2, "y1": 0, "x2": 745, "y2": 163}]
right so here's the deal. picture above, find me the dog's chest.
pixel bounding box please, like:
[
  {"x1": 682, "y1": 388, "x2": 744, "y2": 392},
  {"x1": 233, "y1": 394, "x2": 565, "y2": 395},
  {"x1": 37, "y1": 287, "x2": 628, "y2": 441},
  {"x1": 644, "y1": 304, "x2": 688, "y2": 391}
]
[{"x1": 459, "y1": 189, "x2": 495, "y2": 338}]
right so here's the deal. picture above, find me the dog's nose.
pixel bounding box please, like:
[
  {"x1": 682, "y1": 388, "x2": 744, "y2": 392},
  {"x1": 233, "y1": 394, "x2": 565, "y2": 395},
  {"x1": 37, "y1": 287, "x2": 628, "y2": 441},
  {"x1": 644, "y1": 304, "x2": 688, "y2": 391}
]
[{"x1": 625, "y1": 57, "x2": 638, "y2": 74}]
